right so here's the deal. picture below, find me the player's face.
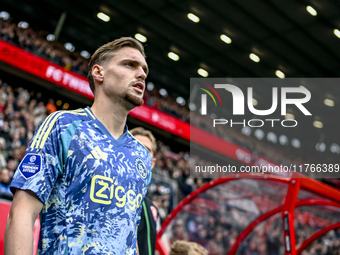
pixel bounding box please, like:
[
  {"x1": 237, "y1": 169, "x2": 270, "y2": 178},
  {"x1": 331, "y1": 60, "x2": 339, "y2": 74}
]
[
  {"x1": 102, "y1": 47, "x2": 148, "y2": 107},
  {"x1": 134, "y1": 134, "x2": 156, "y2": 168}
]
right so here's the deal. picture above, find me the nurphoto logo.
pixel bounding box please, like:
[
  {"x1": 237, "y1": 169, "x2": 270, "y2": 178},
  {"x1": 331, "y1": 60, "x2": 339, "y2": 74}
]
[{"x1": 199, "y1": 83, "x2": 311, "y2": 128}]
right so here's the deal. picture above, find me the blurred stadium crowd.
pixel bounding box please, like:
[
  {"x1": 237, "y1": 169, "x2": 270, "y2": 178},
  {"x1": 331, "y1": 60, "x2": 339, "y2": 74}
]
[
  {"x1": 0, "y1": 16, "x2": 322, "y2": 168},
  {"x1": 1, "y1": 15, "x2": 339, "y2": 255},
  {"x1": 167, "y1": 182, "x2": 340, "y2": 255}
]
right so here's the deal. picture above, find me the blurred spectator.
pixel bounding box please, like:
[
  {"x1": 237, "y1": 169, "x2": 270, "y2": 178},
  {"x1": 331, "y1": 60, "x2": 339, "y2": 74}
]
[
  {"x1": 0, "y1": 137, "x2": 8, "y2": 168},
  {"x1": 33, "y1": 101, "x2": 46, "y2": 128},
  {"x1": 0, "y1": 167, "x2": 11, "y2": 194},
  {"x1": 6, "y1": 158, "x2": 18, "y2": 178},
  {"x1": 46, "y1": 98, "x2": 57, "y2": 114},
  {"x1": 151, "y1": 190, "x2": 167, "y2": 221},
  {"x1": 170, "y1": 220, "x2": 189, "y2": 243}
]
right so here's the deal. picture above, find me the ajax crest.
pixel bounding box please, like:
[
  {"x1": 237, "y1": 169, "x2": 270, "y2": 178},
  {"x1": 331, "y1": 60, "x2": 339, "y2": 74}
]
[
  {"x1": 30, "y1": 155, "x2": 36, "y2": 162},
  {"x1": 135, "y1": 158, "x2": 147, "y2": 179}
]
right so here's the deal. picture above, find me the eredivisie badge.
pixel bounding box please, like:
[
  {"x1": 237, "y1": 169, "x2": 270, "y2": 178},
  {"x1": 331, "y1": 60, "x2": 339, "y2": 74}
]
[{"x1": 18, "y1": 153, "x2": 42, "y2": 179}]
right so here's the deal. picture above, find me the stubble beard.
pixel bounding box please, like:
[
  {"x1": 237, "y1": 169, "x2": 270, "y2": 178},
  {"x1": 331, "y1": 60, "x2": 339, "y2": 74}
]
[{"x1": 124, "y1": 91, "x2": 144, "y2": 107}]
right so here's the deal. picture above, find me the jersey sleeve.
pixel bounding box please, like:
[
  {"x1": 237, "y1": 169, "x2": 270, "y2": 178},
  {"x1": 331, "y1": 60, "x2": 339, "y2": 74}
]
[{"x1": 10, "y1": 111, "x2": 67, "y2": 204}]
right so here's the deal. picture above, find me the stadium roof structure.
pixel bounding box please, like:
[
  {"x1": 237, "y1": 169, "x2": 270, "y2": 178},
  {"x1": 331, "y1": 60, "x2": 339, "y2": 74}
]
[{"x1": 1, "y1": 0, "x2": 340, "y2": 162}]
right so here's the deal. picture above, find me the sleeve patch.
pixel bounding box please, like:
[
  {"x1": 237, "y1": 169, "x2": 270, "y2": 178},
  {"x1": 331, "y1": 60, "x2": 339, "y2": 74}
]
[{"x1": 18, "y1": 153, "x2": 42, "y2": 179}]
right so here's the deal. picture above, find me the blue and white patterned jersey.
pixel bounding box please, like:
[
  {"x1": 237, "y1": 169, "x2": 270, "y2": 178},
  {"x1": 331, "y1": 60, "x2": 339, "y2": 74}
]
[{"x1": 10, "y1": 107, "x2": 152, "y2": 255}]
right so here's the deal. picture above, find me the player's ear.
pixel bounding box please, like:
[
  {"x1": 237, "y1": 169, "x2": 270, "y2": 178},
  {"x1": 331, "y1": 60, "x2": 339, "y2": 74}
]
[
  {"x1": 92, "y1": 64, "x2": 104, "y2": 83},
  {"x1": 151, "y1": 158, "x2": 156, "y2": 169}
]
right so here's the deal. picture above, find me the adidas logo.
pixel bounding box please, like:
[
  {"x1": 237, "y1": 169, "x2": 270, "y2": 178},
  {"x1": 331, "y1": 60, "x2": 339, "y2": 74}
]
[{"x1": 87, "y1": 146, "x2": 108, "y2": 161}]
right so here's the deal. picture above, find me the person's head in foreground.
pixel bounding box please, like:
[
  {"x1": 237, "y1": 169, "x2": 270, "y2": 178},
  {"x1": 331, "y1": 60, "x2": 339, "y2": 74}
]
[
  {"x1": 88, "y1": 37, "x2": 148, "y2": 110},
  {"x1": 129, "y1": 126, "x2": 157, "y2": 168},
  {"x1": 170, "y1": 240, "x2": 208, "y2": 255}
]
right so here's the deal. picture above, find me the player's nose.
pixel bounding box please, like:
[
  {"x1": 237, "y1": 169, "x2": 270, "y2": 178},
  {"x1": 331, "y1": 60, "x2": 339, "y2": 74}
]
[{"x1": 136, "y1": 66, "x2": 147, "y2": 81}]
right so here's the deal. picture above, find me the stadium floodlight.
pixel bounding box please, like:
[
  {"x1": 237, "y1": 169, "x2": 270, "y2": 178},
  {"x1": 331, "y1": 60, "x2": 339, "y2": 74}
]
[
  {"x1": 187, "y1": 13, "x2": 199, "y2": 23},
  {"x1": 64, "y1": 42, "x2": 75, "y2": 52},
  {"x1": 80, "y1": 50, "x2": 91, "y2": 59},
  {"x1": 330, "y1": 143, "x2": 340, "y2": 154},
  {"x1": 242, "y1": 126, "x2": 251, "y2": 136},
  {"x1": 46, "y1": 34, "x2": 55, "y2": 41},
  {"x1": 275, "y1": 70, "x2": 285, "y2": 79},
  {"x1": 18, "y1": 21, "x2": 29, "y2": 29},
  {"x1": 198, "y1": 68, "x2": 208, "y2": 77},
  {"x1": 285, "y1": 113, "x2": 295, "y2": 120},
  {"x1": 134, "y1": 33, "x2": 147, "y2": 43},
  {"x1": 210, "y1": 113, "x2": 217, "y2": 119},
  {"x1": 279, "y1": 135, "x2": 289, "y2": 145},
  {"x1": 306, "y1": 6, "x2": 317, "y2": 16},
  {"x1": 313, "y1": 120, "x2": 323, "y2": 128},
  {"x1": 188, "y1": 102, "x2": 196, "y2": 111},
  {"x1": 147, "y1": 82, "x2": 154, "y2": 91},
  {"x1": 267, "y1": 132, "x2": 277, "y2": 143},
  {"x1": 97, "y1": 12, "x2": 110, "y2": 22},
  {"x1": 334, "y1": 29, "x2": 340, "y2": 39},
  {"x1": 254, "y1": 129, "x2": 265, "y2": 140},
  {"x1": 252, "y1": 98, "x2": 258, "y2": 106},
  {"x1": 319, "y1": 143, "x2": 326, "y2": 152},
  {"x1": 0, "y1": 11, "x2": 10, "y2": 20},
  {"x1": 159, "y1": 88, "x2": 168, "y2": 97},
  {"x1": 176, "y1": 96, "x2": 186, "y2": 106},
  {"x1": 220, "y1": 34, "x2": 232, "y2": 44},
  {"x1": 249, "y1": 53, "x2": 260, "y2": 62},
  {"x1": 316, "y1": 142, "x2": 326, "y2": 152},
  {"x1": 324, "y1": 98, "x2": 334, "y2": 107},
  {"x1": 168, "y1": 52, "x2": 179, "y2": 61},
  {"x1": 291, "y1": 138, "x2": 301, "y2": 149}
]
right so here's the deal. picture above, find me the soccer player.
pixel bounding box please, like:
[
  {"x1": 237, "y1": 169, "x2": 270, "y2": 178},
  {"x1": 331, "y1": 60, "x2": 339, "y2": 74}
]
[
  {"x1": 5, "y1": 37, "x2": 152, "y2": 255},
  {"x1": 130, "y1": 127, "x2": 161, "y2": 255}
]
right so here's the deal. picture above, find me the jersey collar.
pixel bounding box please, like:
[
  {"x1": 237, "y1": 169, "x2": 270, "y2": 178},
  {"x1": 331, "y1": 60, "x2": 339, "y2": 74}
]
[{"x1": 85, "y1": 106, "x2": 128, "y2": 147}]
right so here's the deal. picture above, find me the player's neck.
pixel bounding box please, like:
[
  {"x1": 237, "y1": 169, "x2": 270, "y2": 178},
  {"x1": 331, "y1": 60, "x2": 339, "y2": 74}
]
[{"x1": 91, "y1": 100, "x2": 128, "y2": 140}]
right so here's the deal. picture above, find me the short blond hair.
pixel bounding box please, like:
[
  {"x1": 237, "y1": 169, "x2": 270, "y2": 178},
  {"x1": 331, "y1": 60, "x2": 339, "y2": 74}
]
[
  {"x1": 129, "y1": 127, "x2": 157, "y2": 154},
  {"x1": 87, "y1": 37, "x2": 145, "y2": 94},
  {"x1": 170, "y1": 240, "x2": 208, "y2": 255}
]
